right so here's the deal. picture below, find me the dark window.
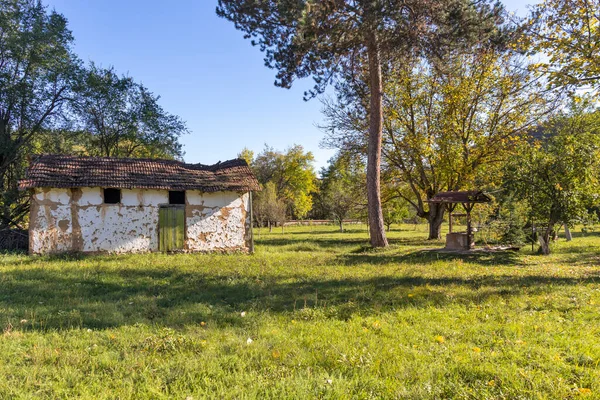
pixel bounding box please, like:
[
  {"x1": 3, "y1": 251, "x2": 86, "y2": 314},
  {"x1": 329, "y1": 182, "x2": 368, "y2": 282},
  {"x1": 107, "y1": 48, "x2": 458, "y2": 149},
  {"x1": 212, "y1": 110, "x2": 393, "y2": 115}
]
[
  {"x1": 169, "y1": 191, "x2": 185, "y2": 205},
  {"x1": 104, "y1": 188, "x2": 121, "y2": 204}
]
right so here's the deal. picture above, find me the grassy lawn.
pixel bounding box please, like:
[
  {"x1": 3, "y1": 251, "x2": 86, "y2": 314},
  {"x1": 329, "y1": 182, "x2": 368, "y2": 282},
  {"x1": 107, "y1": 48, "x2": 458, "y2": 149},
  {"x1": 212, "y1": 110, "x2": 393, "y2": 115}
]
[{"x1": 1, "y1": 224, "x2": 599, "y2": 399}]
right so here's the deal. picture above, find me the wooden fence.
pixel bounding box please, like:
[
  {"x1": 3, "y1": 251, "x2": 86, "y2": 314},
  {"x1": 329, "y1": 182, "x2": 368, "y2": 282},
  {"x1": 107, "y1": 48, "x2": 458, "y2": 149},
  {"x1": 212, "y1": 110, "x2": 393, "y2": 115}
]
[{"x1": 282, "y1": 219, "x2": 363, "y2": 227}]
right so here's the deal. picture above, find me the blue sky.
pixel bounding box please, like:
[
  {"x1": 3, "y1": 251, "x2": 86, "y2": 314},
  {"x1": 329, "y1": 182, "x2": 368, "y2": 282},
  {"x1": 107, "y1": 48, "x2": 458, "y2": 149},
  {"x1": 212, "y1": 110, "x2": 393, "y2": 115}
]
[{"x1": 45, "y1": 0, "x2": 536, "y2": 170}]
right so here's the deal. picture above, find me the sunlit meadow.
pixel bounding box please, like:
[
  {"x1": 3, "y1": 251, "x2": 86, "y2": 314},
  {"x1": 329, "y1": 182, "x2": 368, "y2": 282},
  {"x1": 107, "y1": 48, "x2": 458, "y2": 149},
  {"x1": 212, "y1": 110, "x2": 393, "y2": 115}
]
[{"x1": 0, "y1": 224, "x2": 599, "y2": 399}]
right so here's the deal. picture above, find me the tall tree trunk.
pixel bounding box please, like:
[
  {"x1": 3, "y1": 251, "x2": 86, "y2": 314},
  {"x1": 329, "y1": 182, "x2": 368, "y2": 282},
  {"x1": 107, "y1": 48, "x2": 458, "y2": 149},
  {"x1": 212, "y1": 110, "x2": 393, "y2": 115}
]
[
  {"x1": 366, "y1": 33, "x2": 388, "y2": 248},
  {"x1": 565, "y1": 225, "x2": 572, "y2": 241},
  {"x1": 538, "y1": 230, "x2": 551, "y2": 255},
  {"x1": 539, "y1": 224, "x2": 555, "y2": 255},
  {"x1": 428, "y1": 203, "x2": 445, "y2": 240}
]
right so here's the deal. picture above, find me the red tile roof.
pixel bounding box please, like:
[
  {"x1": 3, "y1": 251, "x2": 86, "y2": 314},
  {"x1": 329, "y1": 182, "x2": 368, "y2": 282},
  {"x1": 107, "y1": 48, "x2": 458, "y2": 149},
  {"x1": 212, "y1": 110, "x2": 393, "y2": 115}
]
[{"x1": 19, "y1": 155, "x2": 261, "y2": 192}]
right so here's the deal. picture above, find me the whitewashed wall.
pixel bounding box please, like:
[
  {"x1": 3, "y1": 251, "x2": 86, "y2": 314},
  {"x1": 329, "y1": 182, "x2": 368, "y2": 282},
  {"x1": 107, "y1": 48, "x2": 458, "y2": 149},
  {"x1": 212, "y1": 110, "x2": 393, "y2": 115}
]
[
  {"x1": 29, "y1": 188, "x2": 251, "y2": 254},
  {"x1": 186, "y1": 191, "x2": 250, "y2": 252}
]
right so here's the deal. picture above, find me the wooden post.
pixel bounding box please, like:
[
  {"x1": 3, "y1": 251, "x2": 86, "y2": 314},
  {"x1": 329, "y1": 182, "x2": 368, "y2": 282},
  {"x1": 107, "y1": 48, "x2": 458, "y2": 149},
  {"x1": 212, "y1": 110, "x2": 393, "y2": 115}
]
[
  {"x1": 446, "y1": 204, "x2": 457, "y2": 234},
  {"x1": 249, "y1": 191, "x2": 254, "y2": 254},
  {"x1": 463, "y1": 202, "x2": 474, "y2": 250},
  {"x1": 466, "y1": 209, "x2": 471, "y2": 249}
]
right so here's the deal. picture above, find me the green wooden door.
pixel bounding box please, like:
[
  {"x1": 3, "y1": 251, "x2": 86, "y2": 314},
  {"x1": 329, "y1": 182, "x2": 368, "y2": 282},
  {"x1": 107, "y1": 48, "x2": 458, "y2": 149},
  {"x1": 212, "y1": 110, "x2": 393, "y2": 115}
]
[{"x1": 159, "y1": 206, "x2": 185, "y2": 252}]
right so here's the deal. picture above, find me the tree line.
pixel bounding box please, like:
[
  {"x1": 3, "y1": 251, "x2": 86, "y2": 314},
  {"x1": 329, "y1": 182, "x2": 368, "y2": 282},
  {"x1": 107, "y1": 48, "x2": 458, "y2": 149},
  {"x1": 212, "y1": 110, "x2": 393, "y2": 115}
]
[
  {"x1": 240, "y1": 144, "x2": 413, "y2": 234},
  {"x1": 0, "y1": 0, "x2": 187, "y2": 229}
]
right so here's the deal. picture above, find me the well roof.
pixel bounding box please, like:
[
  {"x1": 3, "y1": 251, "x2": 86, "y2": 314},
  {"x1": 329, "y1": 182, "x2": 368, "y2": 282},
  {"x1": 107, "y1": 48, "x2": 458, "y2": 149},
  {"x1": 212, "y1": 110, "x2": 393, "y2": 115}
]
[
  {"x1": 426, "y1": 191, "x2": 491, "y2": 204},
  {"x1": 19, "y1": 155, "x2": 261, "y2": 192}
]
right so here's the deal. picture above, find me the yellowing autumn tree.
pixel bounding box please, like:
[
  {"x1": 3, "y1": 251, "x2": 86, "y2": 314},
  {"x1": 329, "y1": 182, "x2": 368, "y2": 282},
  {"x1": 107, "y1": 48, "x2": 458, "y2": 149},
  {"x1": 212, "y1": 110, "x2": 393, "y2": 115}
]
[
  {"x1": 252, "y1": 145, "x2": 317, "y2": 220},
  {"x1": 324, "y1": 44, "x2": 553, "y2": 239},
  {"x1": 384, "y1": 48, "x2": 554, "y2": 238},
  {"x1": 526, "y1": 0, "x2": 600, "y2": 89}
]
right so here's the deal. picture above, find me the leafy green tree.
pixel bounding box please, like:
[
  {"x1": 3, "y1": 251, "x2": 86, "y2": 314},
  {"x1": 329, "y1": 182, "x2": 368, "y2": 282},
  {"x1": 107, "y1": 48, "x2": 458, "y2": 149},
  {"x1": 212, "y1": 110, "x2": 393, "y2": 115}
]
[
  {"x1": 253, "y1": 181, "x2": 286, "y2": 232},
  {"x1": 382, "y1": 197, "x2": 410, "y2": 232},
  {"x1": 72, "y1": 63, "x2": 187, "y2": 159},
  {"x1": 504, "y1": 103, "x2": 600, "y2": 254},
  {"x1": 486, "y1": 192, "x2": 529, "y2": 246},
  {"x1": 320, "y1": 152, "x2": 366, "y2": 232},
  {"x1": 253, "y1": 144, "x2": 316, "y2": 219},
  {"x1": 216, "y1": 0, "x2": 505, "y2": 248},
  {"x1": 0, "y1": 0, "x2": 78, "y2": 227},
  {"x1": 525, "y1": 0, "x2": 600, "y2": 90}
]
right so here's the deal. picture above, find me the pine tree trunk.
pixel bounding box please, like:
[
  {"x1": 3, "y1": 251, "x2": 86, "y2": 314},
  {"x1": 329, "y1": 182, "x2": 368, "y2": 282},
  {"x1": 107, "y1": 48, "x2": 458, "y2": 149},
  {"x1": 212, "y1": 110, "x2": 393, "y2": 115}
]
[
  {"x1": 366, "y1": 33, "x2": 388, "y2": 248},
  {"x1": 427, "y1": 203, "x2": 445, "y2": 240}
]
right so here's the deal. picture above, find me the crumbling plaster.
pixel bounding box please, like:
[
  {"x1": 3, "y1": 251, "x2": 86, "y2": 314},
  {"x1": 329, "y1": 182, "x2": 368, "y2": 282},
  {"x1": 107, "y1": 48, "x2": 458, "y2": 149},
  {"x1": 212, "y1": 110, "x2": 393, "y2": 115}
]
[{"x1": 29, "y1": 187, "x2": 251, "y2": 254}]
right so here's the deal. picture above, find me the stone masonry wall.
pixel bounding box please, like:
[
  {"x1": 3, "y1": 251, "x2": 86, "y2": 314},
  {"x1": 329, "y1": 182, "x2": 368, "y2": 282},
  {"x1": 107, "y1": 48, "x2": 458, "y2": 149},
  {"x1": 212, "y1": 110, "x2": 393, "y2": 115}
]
[{"x1": 29, "y1": 188, "x2": 251, "y2": 254}]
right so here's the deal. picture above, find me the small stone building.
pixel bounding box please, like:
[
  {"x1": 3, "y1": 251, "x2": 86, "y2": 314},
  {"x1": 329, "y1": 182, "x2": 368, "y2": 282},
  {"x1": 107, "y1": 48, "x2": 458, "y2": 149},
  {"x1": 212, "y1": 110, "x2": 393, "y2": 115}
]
[{"x1": 19, "y1": 155, "x2": 261, "y2": 255}]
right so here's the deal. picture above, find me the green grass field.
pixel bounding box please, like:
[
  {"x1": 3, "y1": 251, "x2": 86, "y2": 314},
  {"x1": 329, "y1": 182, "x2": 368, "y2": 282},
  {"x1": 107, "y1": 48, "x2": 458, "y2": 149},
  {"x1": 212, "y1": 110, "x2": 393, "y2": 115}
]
[{"x1": 1, "y1": 224, "x2": 599, "y2": 399}]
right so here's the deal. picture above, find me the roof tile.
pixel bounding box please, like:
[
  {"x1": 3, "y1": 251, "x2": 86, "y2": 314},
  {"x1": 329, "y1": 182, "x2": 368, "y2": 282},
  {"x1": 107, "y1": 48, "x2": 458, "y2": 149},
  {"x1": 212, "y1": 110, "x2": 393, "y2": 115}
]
[
  {"x1": 19, "y1": 155, "x2": 261, "y2": 192},
  {"x1": 426, "y1": 191, "x2": 491, "y2": 204}
]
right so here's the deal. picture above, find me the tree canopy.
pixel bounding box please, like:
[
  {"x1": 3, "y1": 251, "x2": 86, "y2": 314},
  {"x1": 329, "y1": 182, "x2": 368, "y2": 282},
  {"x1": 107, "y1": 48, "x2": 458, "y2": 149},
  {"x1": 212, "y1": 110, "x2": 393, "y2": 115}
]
[
  {"x1": 0, "y1": 0, "x2": 77, "y2": 227},
  {"x1": 249, "y1": 144, "x2": 317, "y2": 220},
  {"x1": 526, "y1": 0, "x2": 600, "y2": 90},
  {"x1": 504, "y1": 102, "x2": 600, "y2": 254},
  {"x1": 319, "y1": 152, "x2": 366, "y2": 231},
  {"x1": 72, "y1": 64, "x2": 187, "y2": 159}
]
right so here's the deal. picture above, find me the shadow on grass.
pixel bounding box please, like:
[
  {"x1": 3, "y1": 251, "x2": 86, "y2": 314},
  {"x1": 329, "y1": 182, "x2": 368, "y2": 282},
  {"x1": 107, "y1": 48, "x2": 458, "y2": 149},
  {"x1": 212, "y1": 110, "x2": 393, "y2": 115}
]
[
  {"x1": 335, "y1": 248, "x2": 525, "y2": 267},
  {"x1": 555, "y1": 244, "x2": 600, "y2": 254},
  {"x1": 569, "y1": 230, "x2": 600, "y2": 239},
  {"x1": 0, "y1": 249, "x2": 27, "y2": 256},
  {"x1": 258, "y1": 237, "x2": 434, "y2": 250},
  {"x1": 560, "y1": 246, "x2": 600, "y2": 266},
  {"x1": 1, "y1": 260, "x2": 598, "y2": 332},
  {"x1": 0, "y1": 251, "x2": 150, "y2": 268},
  {"x1": 258, "y1": 237, "x2": 368, "y2": 249},
  {"x1": 2, "y1": 229, "x2": 598, "y2": 331}
]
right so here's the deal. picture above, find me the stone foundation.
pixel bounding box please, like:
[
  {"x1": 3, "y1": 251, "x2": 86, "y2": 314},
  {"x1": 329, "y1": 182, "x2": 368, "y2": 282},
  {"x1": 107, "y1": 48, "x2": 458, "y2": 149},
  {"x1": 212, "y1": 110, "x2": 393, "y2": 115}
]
[{"x1": 445, "y1": 232, "x2": 474, "y2": 250}]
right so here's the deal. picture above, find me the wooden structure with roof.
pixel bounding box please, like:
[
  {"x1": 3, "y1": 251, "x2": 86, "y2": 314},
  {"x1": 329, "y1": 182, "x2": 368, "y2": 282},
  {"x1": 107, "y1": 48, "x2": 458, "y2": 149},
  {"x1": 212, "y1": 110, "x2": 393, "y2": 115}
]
[{"x1": 427, "y1": 191, "x2": 491, "y2": 250}]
